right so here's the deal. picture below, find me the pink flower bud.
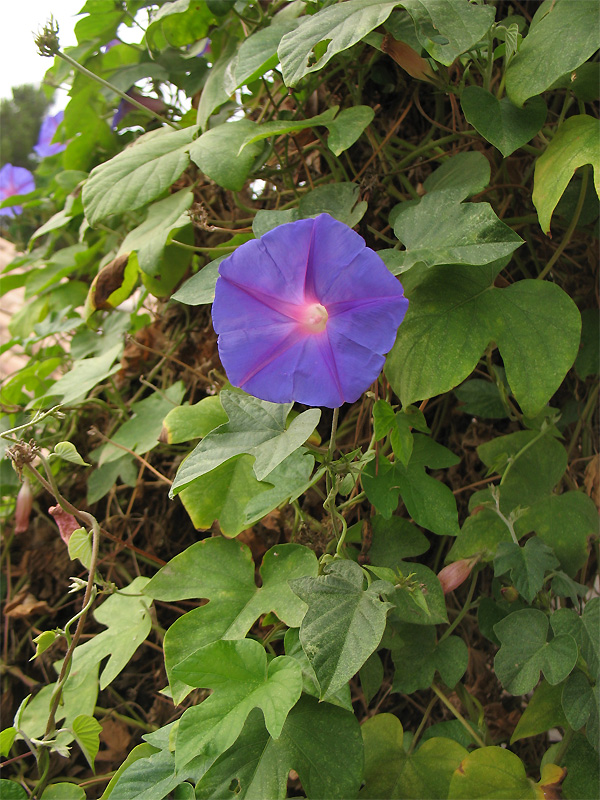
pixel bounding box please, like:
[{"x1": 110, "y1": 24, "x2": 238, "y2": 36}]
[
  {"x1": 14, "y1": 480, "x2": 34, "y2": 533},
  {"x1": 48, "y1": 505, "x2": 79, "y2": 545},
  {"x1": 437, "y1": 557, "x2": 478, "y2": 595}
]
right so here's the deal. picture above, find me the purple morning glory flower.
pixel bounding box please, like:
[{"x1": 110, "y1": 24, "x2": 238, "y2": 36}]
[
  {"x1": 0, "y1": 164, "x2": 35, "y2": 217},
  {"x1": 101, "y1": 39, "x2": 120, "y2": 53},
  {"x1": 33, "y1": 111, "x2": 66, "y2": 158},
  {"x1": 212, "y1": 213, "x2": 408, "y2": 408},
  {"x1": 112, "y1": 89, "x2": 167, "y2": 129}
]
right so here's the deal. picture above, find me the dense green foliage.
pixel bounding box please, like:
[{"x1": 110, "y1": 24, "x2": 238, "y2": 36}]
[{"x1": 0, "y1": 1, "x2": 598, "y2": 799}]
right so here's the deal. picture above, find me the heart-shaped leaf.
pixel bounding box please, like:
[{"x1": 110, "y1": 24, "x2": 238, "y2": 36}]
[{"x1": 461, "y1": 87, "x2": 547, "y2": 157}]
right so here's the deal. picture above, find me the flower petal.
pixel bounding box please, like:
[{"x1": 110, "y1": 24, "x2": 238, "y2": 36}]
[
  {"x1": 212, "y1": 279, "x2": 293, "y2": 333},
  {"x1": 328, "y1": 295, "x2": 408, "y2": 354},
  {"x1": 217, "y1": 324, "x2": 304, "y2": 403},
  {"x1": 219, "y1": 219, "x2": 315, "y2": 305},
  {"x1": 321, "y1": 246, "x2": 405, "y2": 306},
  {"x1": 323, "y1": 327, "x2": 387, "y2": 404},
  {"x1": 305, "y1": 214, "x2": 367, "y2": 300}
]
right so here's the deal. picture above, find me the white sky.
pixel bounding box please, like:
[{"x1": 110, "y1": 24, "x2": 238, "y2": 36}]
[
  {"x1": 0, "y1": 2, "x2": 83, "y2": 102},
  {"x1": 0, "y1": 2, "x2": 143, "y2": 108}
]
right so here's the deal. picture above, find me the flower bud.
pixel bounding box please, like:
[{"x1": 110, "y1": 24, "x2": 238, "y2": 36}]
[
  {"x1": 437, "y1": 557, "x2": 478, "y2": 594},
  {"x1": 14, "y1": 480, "x2": 34, "y2": 533},
  {"x1": 48, "y1": 505, "x2": 79, "y2": 545},
  {"x1": 501, "y1": 585, "x2": 519, "y2": 603}
]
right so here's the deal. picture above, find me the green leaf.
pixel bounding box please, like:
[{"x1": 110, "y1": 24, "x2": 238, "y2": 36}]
[
  {"x1": 173, "y1": 639, "x2": 302, "y2": 770},
  {"x1": 0, "y1": 781, "x2": 28, "y2": 800},
  {"x1": 533, "y1": 115, "x2": 600, "y2": 235},
  {"x1": 70, "y1": 577, "x2": 152, "y2": 690},
  {"x1": 68, "y1": 528, "x2": 92, "y2": 569},
  {"x1": 494, "y1": 608, "x2": 578, "y2": 695},
  {"x1": 31, "y1": 630, "x2": 59, "y2": 660},
  {"x1": 327, "y1": 105, "x2": 374, "y2": 156},
  {"x1": 359, "y1": 652, "x2": 384, "y2": 706},
  {"x1": 118, "y1": 190, "x2": 193, "y2": 275},
  {"x1": 515, "y1": 492, "x2": 597, "y2": 576},
  {"x1": 388, "y1": 623, "x2": 467, "y2": 694},
  {"x1": 505, "y1": 0, "x2": 599, "y2": 107},
  {"x1": 53, "y1": 441, "x2": 90, "y2": 467},
  {"x1": 448, "y1": 746, "x2": 538, "y2": 799},
  {"x1": 478, "y1": 429, "x2": 567, "y2": 513},
  {"x1": 197, "y1": 39, "x2": 238, "y2": 131},
  {"x1": 511, "y1": 680, "x2": 568, "y2": 744},
  {"x1": 298, "y1": 182, "x2": 368, "y2": 227},
  {"x1": 99, "y1": 743, "x2": 159, "y2": 800},
  {"x1": 290, "y1": 559, "x2": 392, "y2": 697},
  {"x1": 401, "y1": 0, "x2": 496, "y2": 66},
  {"x1": 19, "y1": 664, "x2": 99, "y2": 749},
  {"x1": 362, "y1": 437, "x2": 460, "y2": 537},
  {"x1": 87, "y1": 455, "x2": 137, "y2": 505},
  {"x1": 71, "y1": 714, "x2": 102, "y2": 772},
  {"x1": 169, "y1": 390, "x2": 320, "y2": 494},
  {"x1": 455, "y1": 377, "x2": 508, "y2": 419},
  {"x1": 252, "y1": 209, "x2": 299, "y2": 238},
  {"x1": 386, "y1": 266, "x2": 580, "y2": 418},
  {"x1": 552, "y1": 600, "x2": 599, "y2": 677},
  {"x1": 146, "y1": 0, "x2": 214, "y2": 48},
  {"x1": 49, "y1": 343, "x2": 123, "y2": 405},
  {"x1": 171, "y1": 255, "x2": 226, "y2": 306},
  {"x1": 195, "y1": 697, "x2": 363, "y2": 800},
  {"x1": 448, "y1": 508, "x2": 511, "y2": 563},
  {"x1": 361, "y1": 713, "x2": 468, "y2": 799},
  {"x1": 562, "y1": 671, "x2": 598, "y2": 743},
  {"x1": 392, "y1": 190, "x2": 523, "y2": 271},
  {"x1": 145, "y1": 539, "x2": 317, "y2": 703},
  {"x1": 278, "y1": 0, "x2": 400, "y2": 86},
  {"x1": 82, "y1": 126, "x2": 197, "y2": 225},
  {"x1": 0, "y1": 728, "x2": 16, "y2": 757},
  {"x1": 237, "y1": 106, "x2": 338, "y2": 153},
  {"x1": 494, "y1": 537, "x2": 559, "y2": 603},
  {"x1": 372, "y1": 400, "x2": 413, "y2": 465},
  {"x1": 461, "y1": 88, "x2": 547, "y2": 157},
  {"x1": 386, "y1": 562, "x2": 448, "y2": 625},
  {"x1": 284, "y1": 628, "x2": 353, "y2": 710},
  {"x1": 179, "y1": 449, "x2": 314, "y2": 534},
  {"x1": 423, "y1": 151, "x2": 491, "y2": 199},
  {"x1": 561, "y1": 733, "x2": 600, "y2": 800},
  {"x1": 224, "y1": 21, "x2": 300, "y2": 94},
  {"x1": 96, "y1": 382, "x2": 186, "y2": 466},
  {"x1": 369, "y1": 516, "x2": 430, "y2": 567},
  {"x1": 189, "y1": 119, "x2": 263, "y2": 192},
  {"x1": 41, "y1": 784, "x2": 86, "y2": 800},
  {"x1": 161, "y1": 396, "x2": 228, "y2": 443},
  {"x1": 179, "y1": 453, "x2": 271, "y2": 534},
  {"x1": 106, "y1": 746, "x2": 190, "y2": 800}
]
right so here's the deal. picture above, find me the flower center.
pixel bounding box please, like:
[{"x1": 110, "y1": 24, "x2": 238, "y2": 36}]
[{"x1": 302, "y1": 302, "x2": 328, "y2": 333}]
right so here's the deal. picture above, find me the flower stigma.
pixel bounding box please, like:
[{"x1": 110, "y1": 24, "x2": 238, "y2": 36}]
[{"x1": 302, "y1": 302, "x2": 328, "y2": 333}]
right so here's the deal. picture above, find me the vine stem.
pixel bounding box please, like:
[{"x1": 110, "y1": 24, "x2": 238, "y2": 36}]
[
  {"x1": 430, "y1": 683, "x2": 486, "y2": 748},
  {"x1": 56, "y1": 50, "x2": 180, "y2": 130},
  {"x1": 22, "y1": 458, "x2": 101, "y2": 740},
  {"x1": 438, "y1": 569, "x2": 479, "y2": 643}
]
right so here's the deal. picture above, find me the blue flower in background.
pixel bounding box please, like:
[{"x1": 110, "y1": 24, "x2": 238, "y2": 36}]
[
  {"x1": 33, "y1": 111, "x2": 66, "y2": 158},
  {"x1": 101, "y1": 38, "x2": 120, "y2": 53},
  {"x1": 212, "y1": 214, "x2": 408, "y2": 408},
  {"x1": 0, "y1": 164, "x2": 35, "y2": 217}
]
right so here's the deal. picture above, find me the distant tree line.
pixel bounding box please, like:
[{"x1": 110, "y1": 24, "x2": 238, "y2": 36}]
[{"x1": 1, "y1": 85, "x2": 51, "y2": 171}]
